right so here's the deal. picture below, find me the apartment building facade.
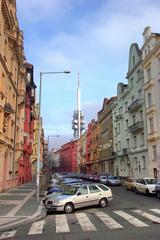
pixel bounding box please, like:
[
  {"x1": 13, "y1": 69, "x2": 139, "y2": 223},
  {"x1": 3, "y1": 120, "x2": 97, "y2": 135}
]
[
  {"x1": 0, "y1": 0, "x2": 27, "y2": 191},
  {"x1": 142, "y1": 27, "x2": 160, "y2": 178},
  {"x1": 113, "y1": 43, "x2": 148, "y2": 178},
  {"x1": 98, "y1": 97, "x2": 116, "y2": 175}
]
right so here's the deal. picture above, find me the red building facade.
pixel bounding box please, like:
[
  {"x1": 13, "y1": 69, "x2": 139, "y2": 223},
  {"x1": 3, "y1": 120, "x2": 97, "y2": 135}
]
[
  {"x1": 60, "y1": 140, "x2": 78, "y2": 172},
  {"x1": 18, "y1": 63, "x2": 36, "y2": 184},
  {"x1": 85, "y1": 122, "x2": 92, "y2": 174}
]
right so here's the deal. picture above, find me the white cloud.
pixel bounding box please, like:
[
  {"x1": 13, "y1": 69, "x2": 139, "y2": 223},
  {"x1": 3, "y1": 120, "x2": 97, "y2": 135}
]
[{"x1": 16, "y1": 0, "x2": 72, "y2": 22}]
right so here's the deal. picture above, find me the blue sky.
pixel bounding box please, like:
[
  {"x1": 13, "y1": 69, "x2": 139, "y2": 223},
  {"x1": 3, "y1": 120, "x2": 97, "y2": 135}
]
[{"x1": 16, "y1": 0, "x2": 160, "y2": 148}]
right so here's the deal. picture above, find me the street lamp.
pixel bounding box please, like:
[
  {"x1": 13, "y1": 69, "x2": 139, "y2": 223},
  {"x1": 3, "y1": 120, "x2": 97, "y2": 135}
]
[{"x1": 36, "y1": 71, "x2": 70, "y2": 201}]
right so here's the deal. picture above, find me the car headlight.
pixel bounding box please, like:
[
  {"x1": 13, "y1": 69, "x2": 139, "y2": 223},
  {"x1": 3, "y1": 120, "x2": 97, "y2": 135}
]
[{"x1": 52, "y1": 200, "x2": 61, "y2": 206}]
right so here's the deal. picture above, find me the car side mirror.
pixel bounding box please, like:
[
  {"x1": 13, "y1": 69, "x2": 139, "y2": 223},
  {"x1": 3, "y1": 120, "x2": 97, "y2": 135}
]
[{"x1": 77, "y1": 192, "x2": 81, "y2": 196}]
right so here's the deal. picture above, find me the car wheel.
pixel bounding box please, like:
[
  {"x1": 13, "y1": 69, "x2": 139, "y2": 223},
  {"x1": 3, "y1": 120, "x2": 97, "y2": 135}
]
[
  {"x1": 99, "y1": 198, "x2": 108, "y2": 208},
  {"x1": 135, "y1": 188, "x2": 138, "y2": 194},
  {"x1": 146, "y1": 189, "x2": 150, "y2": 196},
  {"x1": 157, "y1": 191, "x2": 160, "y2": 199},
  {"x1": 64, "y1": 203, "x2": 74, "y2": 213}
]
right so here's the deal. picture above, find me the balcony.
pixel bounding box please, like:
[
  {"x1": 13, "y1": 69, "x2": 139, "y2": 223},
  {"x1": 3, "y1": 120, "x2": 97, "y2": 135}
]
[
  {"x1": 128, "y1": 98, "x2": 143, "y2": 113},
  {"x1": 128, "y1": 121, "x2": 144, "y2": 133}
]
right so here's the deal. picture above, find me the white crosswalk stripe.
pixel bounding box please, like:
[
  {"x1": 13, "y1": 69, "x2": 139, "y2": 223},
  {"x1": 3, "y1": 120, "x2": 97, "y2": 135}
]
[
  {"x1": 0, "y1": 231, "x2": 16, "y2": 239},
  {"x1": 1, "y1": 208, "x2": 160, "y2": 238},
  {"x1": 132, "y1": 210, "x2": 160, "y2": 223},
  {"x1": 150, "y1": 209, "x2": 160, "y2": 214},
  {"x1": 114, "y1": 210, "x2": 149, "y2": 227},
  {"x1": 28, "y1": 219, "x2": 45, "y2": 235},
  {"x1": 95, "y1": 211, "x2": 123, "y2": 229},
  {"x1": 75, "y1": 213, "x2": 97, "y2": 231},
  {"x1": 55, "y1": 215, "x2": 70, "y2": 233}
]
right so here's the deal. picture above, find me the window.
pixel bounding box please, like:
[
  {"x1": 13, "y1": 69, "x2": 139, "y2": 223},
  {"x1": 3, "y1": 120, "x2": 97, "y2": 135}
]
[
  {"x1": 139, "y1": 161, "x2": 141, "y2": 172},
  {"x1": 147, "y1": 93, "x2": 152, "y2": 108},
  {"x1": 140, "y1": 133, "x2": 144, "y2": 146},
  {"x1": 131, "y1": 96, "x2": 135, "y2": 103},
  {"x1": 147, "y1": 68, "x2": 151, "y2": 81},
  {"x1": 148, "y1": 45, "x2": 150, "y2": 53},
  {"x1": 126, "y1": 119, "x2": 128, "y2": 129},
  {"x1": 130, "y1": 78, "x2": 133, "y2": 88},
  {"x1": 133, "y1": 115, "x2": 136, "y2": 124},
  {"x1": 142, "y1": 156, "x2": 146, "y2": 169},
  {"x1": 149, "y1": 118, "x2": 154, "y2": 133},
  {"x1": 119, "y1": 107, "x2": 123, "y2": 114},
  {"x1": 97, "y1": 184, "x2": 109, "y2": 191},
  {"x1": 133, "y1": 136, "x2": 137, "y2": 148},
  {"x1": 138, "y1": 89, "x2": 142, "y2": 98},
  {"x1": 133, "y1": 56, "x2": 135, "y2": 66},
  {"x1": 137, "y1": 70, "x2": 141, "y2": 81},
  {"x1": 118, "y1": 141, "x2": 121, "y2": 152},
  {"x1": 152, "y1": 145, "x2": 157, "y2": 160},
  {"x1": 140, "y1": 110, "x2": 143, "y2": 122},
  {"x1": 134, "y1": 157, "x2": 138, "y2": 170},
  {"x1": 89, "y1": 185, "x2": 101, "y2": 193},
  {"x1": 125, "y1": 102, "x2": 128, "y2": 111},
  {"x1": 127, "y1": 138, "x2": 130, "y2": 148},
  {"x1": 78, "y1": 186, "x2": 88, "y2": 195}
]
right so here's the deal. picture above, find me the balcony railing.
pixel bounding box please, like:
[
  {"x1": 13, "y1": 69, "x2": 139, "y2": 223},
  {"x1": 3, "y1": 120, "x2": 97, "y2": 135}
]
[
  {"x1": 128, "y1": 121, "x2": 144, "y2": 133},
  {"x1": 128, "y1": 98, "x2": 143, "y2": 113}
]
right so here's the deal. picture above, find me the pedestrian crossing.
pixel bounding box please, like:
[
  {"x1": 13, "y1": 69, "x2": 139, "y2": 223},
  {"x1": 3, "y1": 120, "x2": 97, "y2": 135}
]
[{"x1": 1, "y1": 208, "x2": 160, "y2": 238}]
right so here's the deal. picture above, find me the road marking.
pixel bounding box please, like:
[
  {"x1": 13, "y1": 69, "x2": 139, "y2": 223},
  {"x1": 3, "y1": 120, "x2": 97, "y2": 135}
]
[
  {"x1": 28, "y1": 220, "x2": 45, "y2": 235},
  {"x1": 95, "y1": 211, "x2": 123, "y2": 229},
  {"x1": 76, "y1": 213, "x2": 97, "y2": 231},
  {"x1": 56, "y1": 215, "x2": 70, "y2": 233},
  {"x1": 150, "y1": 209, "x2": 160, "y2": 214},
  {"x1": 132, "y1": 210, "x2": 160, "y2": 223},
  {"x1": 114, "y1": 210, "x2": 149, "y2": 227},
  {"x1": 0, "y1": 231, "x2": 16, "y2": 239}
]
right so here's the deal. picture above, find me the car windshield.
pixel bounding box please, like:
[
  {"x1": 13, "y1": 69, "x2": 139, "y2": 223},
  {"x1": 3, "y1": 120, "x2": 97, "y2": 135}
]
[
  {"x1": 108, "y1": 176, "x2": 118, "y2": 180},
  {"x1": 145, "y1": 179, "x2": 157, "y2": 184},
  {"x1": 62, "y1": 186, "x2": 79, "y2": 195}
]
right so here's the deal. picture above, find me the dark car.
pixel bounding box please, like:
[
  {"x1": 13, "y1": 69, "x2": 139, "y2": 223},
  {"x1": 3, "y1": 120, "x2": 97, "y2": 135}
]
[{"x1": 155, "y1": 181, "x2": 160, "y2": 199}]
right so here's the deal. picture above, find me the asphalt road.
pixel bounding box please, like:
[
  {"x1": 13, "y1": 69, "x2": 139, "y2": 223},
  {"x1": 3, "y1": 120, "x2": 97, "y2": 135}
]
[{"x1": 1, "y1": 186, "x2": 160, "y2": 240}]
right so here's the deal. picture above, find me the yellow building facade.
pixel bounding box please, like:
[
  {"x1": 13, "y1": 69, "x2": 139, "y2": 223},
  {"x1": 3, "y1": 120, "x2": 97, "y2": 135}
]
[
  {"x1": 30, "y1": 104, "x2": 44, "y2": 177},
  {"x1": 0, "y1": 0, "x2": 26, "y2": 191}
]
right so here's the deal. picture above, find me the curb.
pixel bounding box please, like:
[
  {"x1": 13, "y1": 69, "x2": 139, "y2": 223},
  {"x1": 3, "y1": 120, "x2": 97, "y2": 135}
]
[{"x1": 0, "y1": 203, "x2": 47, "y2": 232}]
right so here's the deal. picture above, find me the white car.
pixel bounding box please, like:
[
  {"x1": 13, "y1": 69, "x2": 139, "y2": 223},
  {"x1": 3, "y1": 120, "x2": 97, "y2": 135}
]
[
  {"x1": 45, "y1": 183, "x2": 113, "y2": 213},
  {"x1": 99, "y1": 175, "x2": 108, "y2": 184},
  {"x1": 134, "y1": 178, "x2": 157, "y2": 195}
]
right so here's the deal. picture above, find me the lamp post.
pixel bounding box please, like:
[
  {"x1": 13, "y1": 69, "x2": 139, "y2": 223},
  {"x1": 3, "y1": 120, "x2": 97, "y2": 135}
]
[{"x1": 36, "y1": 71, "x2": 70, "y2": 201}]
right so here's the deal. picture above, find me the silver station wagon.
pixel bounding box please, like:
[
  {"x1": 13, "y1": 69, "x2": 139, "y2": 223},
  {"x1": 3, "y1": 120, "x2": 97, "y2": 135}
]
[{"x1": 45, "y1": 183, "x2": 113, "y2": 213}]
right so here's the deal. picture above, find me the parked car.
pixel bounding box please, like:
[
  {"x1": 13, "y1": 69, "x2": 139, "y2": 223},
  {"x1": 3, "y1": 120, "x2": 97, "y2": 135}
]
[
  {"x1": 93, "y1": 175, "x2": 100, "y2": 182},
  {"x1": 155, "y1": 181, "x2": 160, "y2": 199},
  {"x1": 134, "y1": 178, "x2": 157, "y2": 195},
  {"x1": 107, "y1": 176, "x2": 121, "y2": 186},
  {"x1": 125, "y1": 178, "x2": 136, "y2": 191},
  {"x1": 99, "y1": 175, "x2": 108, "y2": 184},
  {"x1": 45, "y1": 183, "x2": 113, "y2": 213}
]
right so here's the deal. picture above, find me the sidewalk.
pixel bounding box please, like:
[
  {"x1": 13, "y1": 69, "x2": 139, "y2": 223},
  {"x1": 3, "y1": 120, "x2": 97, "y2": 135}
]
[{"x1": 0, "y1": 182, "x2": 46, "y2": 232}]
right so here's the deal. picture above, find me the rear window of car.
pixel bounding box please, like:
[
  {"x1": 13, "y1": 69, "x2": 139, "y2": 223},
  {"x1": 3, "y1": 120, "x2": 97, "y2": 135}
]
[{"x1": 97, "y1": 184, "x2": 109, "y2": 191}]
